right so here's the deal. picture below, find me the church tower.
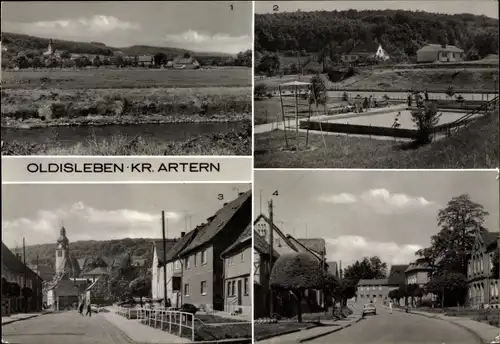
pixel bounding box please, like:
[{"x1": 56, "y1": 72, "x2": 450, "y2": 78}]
[
  {"x1": 55, "y1": 225, "x2": 69, "y2": 275},
  {"x1": 47, "y1": 39, "x2": 53, "y2": 55}
]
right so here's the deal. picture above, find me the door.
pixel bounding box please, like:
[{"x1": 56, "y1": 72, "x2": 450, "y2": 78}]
[{"x1": 237, "y1": 280, "x2": 242, "y2": 305}]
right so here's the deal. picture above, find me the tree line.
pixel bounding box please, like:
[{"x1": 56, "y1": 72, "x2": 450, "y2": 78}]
[{"x1": 255, "y1": 9, "x2": 499, "y2": 61}]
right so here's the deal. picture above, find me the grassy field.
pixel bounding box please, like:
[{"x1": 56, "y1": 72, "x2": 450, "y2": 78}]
[
  {"x1": 2, "y1": 67, "x2": 252, "y2": 89},
  {"x1": 254, "y1": 323, "x2": 314, "y2": 341},
  {"x1": 2, "y1": 87, "x2": 251, "y2": 127},
  {"x1": 256, "y1": 67, "x2": 499, "y2": 92},
  {"x1": 2, "y1": 120, "x2": 252, "y2": 156},
  {"x1": 254, "y1": 111, "x2": 498, "y2": 168}
]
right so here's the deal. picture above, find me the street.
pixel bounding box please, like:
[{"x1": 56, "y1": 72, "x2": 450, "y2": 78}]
[
  {"x1": 2, "y1": 312, "x2": 132, "y2": 344},
  {"x1": 308, "y1": 302, "x2": 480, "y2": 344}
]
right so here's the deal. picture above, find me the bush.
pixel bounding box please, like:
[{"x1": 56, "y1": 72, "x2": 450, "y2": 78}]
[
  {"x1": 255, "y1": 83, "x2": 268, "y2": 98},
  {"x1": 181, "y1": 303, "x2": 198, "y2": 314},
  {"x1": 270, "y1": 252, "x2": 323, "y2": 290}
]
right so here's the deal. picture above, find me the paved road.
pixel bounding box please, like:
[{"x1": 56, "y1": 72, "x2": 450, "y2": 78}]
[
  {"x1": 2, "y1": 311, "x2": 132, "y2": 344},
  {"x1": 307, "y1": 302, "x2": 481, "y2": 344}
]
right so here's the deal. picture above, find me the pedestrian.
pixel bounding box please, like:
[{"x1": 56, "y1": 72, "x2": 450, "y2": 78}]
[
  {"x1": 389, "y1": 300, "x2": 393, "y2": 314},
  {"x1": 86, "y1": 303, "x2": 92, "y2": 317},
  {"x1": 407, "y1": 94, "x2": 412, "y2": 107},
  {"x1": 79, "y1": 302, "x2": 84, "y2": 315},
  {"x1": 425, "y1": 89, "x2": 429, "y2": 101}
]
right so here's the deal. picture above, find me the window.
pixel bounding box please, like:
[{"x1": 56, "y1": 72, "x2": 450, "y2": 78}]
[
  {"x1": 201, "y1": 250, "x2": 207, "y2": 265},
  {"x1": 201, "y1": 281, "x2": 207, "y2": 295},
  {"x1": 231, "y1": 281, "x2": 235, "y2": 296},
  {"x1": 184, "y1": 284, "x2": 190, "y2": 296},
  {"x1": 175, "y1": 260, "x2": 180, "y2": 270},
  {"x1": 241, "y1": 251, "x2": 244, "y2": 262},
  {"x1": 379, "y1": 286, "x2": 382, "y2": 291},
  {"x1": 185, "y1": 257, "x2": 190, "y2": 269},
  {"x1": 244, "y1": 277, "x2": 249, "y2": 295},
  {"x1": 227, "y1": 281, "x2": 231, "y2": 296},
  {"x1": 57, "y1": 251, "x2": 62, "y2": 257},
  {"x1": 194, "y1": 253, "x2": 198, "y2": 267}
]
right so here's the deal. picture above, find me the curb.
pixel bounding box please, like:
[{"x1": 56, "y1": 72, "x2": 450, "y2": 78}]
[
  {"x1": 255, "y1": 324, "x2": 319, "y2": 342},
  {"x1": 102, "y1": 317, "x2": 138, "y2": 344},
  {"x1": 386, "y1": 307, "x2": 486, "y2": 344},
  {"x1": 298, "y1": 317, "x2": 364, "y2": 343},
  {"x1": 1, "y1": 314, "x2": 39, "y2": 326}
]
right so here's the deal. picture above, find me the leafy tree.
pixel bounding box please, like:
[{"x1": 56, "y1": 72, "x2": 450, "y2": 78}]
[
  {"x1": 254, "y1": 83, "x2": 268, "y2": 98},
  {"x1": 84, "y1": 256, "x2": 108, "y2": 272},
  {"x1": 22, "y1": 286, "x2": 33, "y2": 298},
  {"x1": 183, "y1": 52, "x2": 191, "y2": 59},
  {"x1": 92, "y1": 56, "x2": 102, "y2": 68},
  {"x1": 16, "y1": 54, "x2": 29, "y2": 69},
  {"x1": 270, "y1": 252, "x2": 324, "y2": 322},
  {"x1": 60, "y1": 50, "x2": 71, "y2": 59},
  {"x1": 322, "y1": 272, "x2": 340, "y2": 315},
  {"x1": 446, "y1": 86, "x2": 455, "y2": 100},
  {"x1": 343, "y1": 256, "x2": 388, "y2": 282},
  {"x1": 236, "y1": 50, "x2": 252, "y2": 67},
  {"x1": 114, "y1": 55, "x2": 124, "y2": 67},
  {"x1": 129, "y1": 276, "x2": 151, "y2": 307},
  {"x1": 425, "y1": 272, "x2": 467, "y2": 307},
  {"x1": 257, "y1": 54, "x2": 280, "y2": 77},
  {"x1": 154, "y1": 52, "x2": 168, "y2": 66},
  {"x1": 410, "y1": 102, "x2": 441, "y2": 145},
  {"x1": 309, "y1": 74, "x2": 327, "y2": 106}
]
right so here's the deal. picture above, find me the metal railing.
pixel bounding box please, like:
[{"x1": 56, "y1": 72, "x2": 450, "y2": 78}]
[
  {"x1": 137, "y1": 308, "x2": 195, "y2": 342},
  {"x1": 443, "y1": 95, "x2": 499, "y2": 136}
]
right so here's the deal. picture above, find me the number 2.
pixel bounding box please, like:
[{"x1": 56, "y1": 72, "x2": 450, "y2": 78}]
[{"x1": 273, "y1": 5, "x2": 279, "y2": 11}]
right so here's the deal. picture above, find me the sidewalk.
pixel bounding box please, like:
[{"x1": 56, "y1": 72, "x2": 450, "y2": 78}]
[
  {"x1": 2, "y1": 310, "x2": 53, "y2": 326},
  {"x1": 387, "y1": 306, "x2": 499, "y2": 343},
  {"x1": 101, "y1": 310, "x2": 190, "y2": 344},
  {"x1": 257, "y1": 311, "x2": 363, "y2": 343}
]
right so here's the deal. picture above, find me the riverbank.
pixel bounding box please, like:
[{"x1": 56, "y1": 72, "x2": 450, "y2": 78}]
[
  {"x1": 2, "y1": 121, "x2": 252, "y2": 155},
  {"x1": 1, "y1": 86, "x2": 251, "y2": 124}
]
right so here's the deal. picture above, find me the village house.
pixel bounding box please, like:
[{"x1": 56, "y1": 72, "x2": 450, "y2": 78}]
[
  {"x1": 416, "y1": 44, "x2": 465, "y2": 63},
  {"x1": 252, "y1": 214, "x2": 328, "y2": 316},
  {"x1": 221, "y1": 224, "x2": 252, "y2": 315},
  {"x1": 137, "y1": 55, "x2": 154, "y2": 67},
  {"x1": 177, "y1": 191, "x2": 251, "y2": 312},
  {"x1": 341, "y1": 43, "x2": 390, "y2": 63},
  {"x1": 404, "y1": 258, "x2": 432, "y2": 286},
  {"x1": 80, "y1": 266, "x2": 109, "y2": 283},
  {"x1": 356, "y1": 265, "x2": 409, "y2": 305},
  {"x1": 467, "y1": 228, "x2": 499, "y2": 308},
  {"x1": 151, "y1": 237, "x2": 181, "y2": 305},
  {"x1": 253, "y1": 230, "x2": 279, "y2": 318},
  {"x1": 1, "y1": 242, "x2": 44, "y2": 314},
  {"x1": 173, "y1": 56, "x2": 200, "y2": 69}
]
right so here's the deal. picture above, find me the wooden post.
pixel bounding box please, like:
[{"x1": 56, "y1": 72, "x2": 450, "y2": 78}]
[
  {"x1": 279, "y1": 85, "x2": 288, "y2": 148},
  {"x1": 268, "y1": 199, "x2": 274, "y2": 317},
  {"x1": 23, "y1": 238, "x2": 27, "y2": 313},
  {"x1": 295, "y1": 85, "x2": 299, "y2": 151},
  {"x1": 162, "y1": 212, "x2": 168, "y2": 308}
]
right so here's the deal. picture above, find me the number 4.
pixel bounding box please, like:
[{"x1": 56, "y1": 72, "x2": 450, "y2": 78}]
[{"x1": 272, "y1": 190, "x2": 279, "y2": 196}]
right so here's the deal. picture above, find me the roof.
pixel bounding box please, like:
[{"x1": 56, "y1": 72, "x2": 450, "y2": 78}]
[
  {"x1": 327, "y1": 261, "x2": 338, "y2": 277},
  {"x1": 221, "y1": 223, "x2": 252, "y2": 257},
  {"x1": 358, "y1": 279, "x2": 388, "y2": 286},
  {"x1": 405, "y1": 259, "x2": 432, "y2": 274},
  {"x1": 286, "y1": 236, "x2": 323, "y2": 261},
  {"x1": 81, "y1": 267, "x2": 109, "y2": 276},
  {"x1": 253, "y1": 214, "x2": 299, "y2": 252},
  {"x1": 174, "y1": 57, "x2": 198, "y2": 64},
  {"x1": 49, "y1": 279, "x2": 83, "y2": 296},
  {"x1": 348, "y1": 43, "x2": 380, "y2": 54},
  {"x1": 85, "y1": 277, "x2": 101, "y2": 291},
  {"x1": 165, "y1": 229, "x2": 199, "y2": 264},
  {"x1": 153, "y1": 239, "x2": 178, "y2": 266},
  {"x1": 417, "y1": 44, "x2": 464, "y2": 53},
  {"x1": 480, "y1": 228, "x2": 499, "y2": 250},
  {"x1": 253, "y1": 230, "x2": 279, "y2": 258},
  {"x1": 296, "y1": 239, "x2": 325, "y2": 255},
  {"x1": 387, "y1": 265, "x2": 409, "y2": 286},
  {"x1": 138, "y1": 55, "x2": 152, "y2": 62},
  {"x1": 181, "y1": 190, "x2": 251, "y2": 255},
  {"x1": 29, "y1": 264, "x2": 55, "y2": 281},
  {"x1": 76, "y1": 258, "x2": 86, "y2": 270},
  {"x1": 1, "y1": 242, "x2": 41, "y2": 280},
  {"x1": 280, "y1": 81, "x2": 311, "y2": 87}
]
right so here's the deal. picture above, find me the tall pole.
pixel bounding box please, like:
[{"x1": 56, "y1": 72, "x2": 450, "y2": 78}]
[
  {"x1": 162, "y1": 211, "x2": 168, "y2": 307},
  {"x1": 23, "y1": 238, "x2": 27, "y2": 313},
  {"x1": 36, "y1": 254, "x2": 39, "y2": 311},
  {"x1": 268, "y1": 199, "x2": 274, "y2": 317}
]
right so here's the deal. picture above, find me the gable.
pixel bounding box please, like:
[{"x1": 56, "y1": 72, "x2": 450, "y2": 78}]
[{"x1": 253, "y1": 214, "x2": 297, "y2": 256}]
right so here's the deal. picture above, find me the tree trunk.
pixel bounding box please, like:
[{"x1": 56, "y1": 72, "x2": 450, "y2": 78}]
[
  {"x1": 140, "y1": 296, "x2": 143, "y2": 307},
  {"x1": 296, "y1": 291, "x2": 302, "y2": 323}
]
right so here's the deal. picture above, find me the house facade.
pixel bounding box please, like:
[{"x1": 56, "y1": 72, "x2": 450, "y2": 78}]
[
  {"x1": 221, "y1": 224, "x2": 252, "y2": 315},
  {"x1": 404, "y1": 259, "x2": 432, "y2": 286},
  {"x1": 467, "y1": 228, "x2": 499, "y2": 308},
  {"x1": 341, "y1": 44, "x2": 390, "y2": 63},
  {"x1": 357, "y1": 279, "x2": 391, "y2": 303},
  {"x1": 416, "y1": 44, "x2": 465, "y2": 63},
  {"x1": 173, "y1": 56, "x2": 201, "y2": 69},
  {"x1": 253, "y1": 230, "x2": 279, "y2": 318},
  {"x1": 179, "y1": 191, "x2": 251, "y2": 312}
]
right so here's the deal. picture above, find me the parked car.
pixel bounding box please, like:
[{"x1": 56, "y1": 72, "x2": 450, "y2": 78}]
[
  {"x1": 490, "y1": 333, "x2": 500, "y2": 344},
  {"x1": 362, "y1": 303, "x2": 377, "y2": 316},
  {"x1": 90, "y1": 304, "x2": 103, "y2": 313}
]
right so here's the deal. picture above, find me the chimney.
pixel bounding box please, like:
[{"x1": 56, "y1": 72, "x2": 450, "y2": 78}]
[{"x1": 180, "y1": 231, "x2": 185, "y2": 238}]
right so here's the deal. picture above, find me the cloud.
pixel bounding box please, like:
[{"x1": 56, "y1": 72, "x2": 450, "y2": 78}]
[
  {"x1": 318, "y1": 188, "x2": 435, "y2": 213},
  {"x1": 2, "y1": 202, "x2": 182, "y2": 248},
  {"x1": 3, "y1": 15, "x2": 140, "y2": 40},
  {"x1": 164, "y1": 30, "x2": 251, "y2": 54},
  {"x1": 318, "y1": 193, "x2": 357, "y2": 204},
  {"x1": 325, "y1": 236, "x2": 422, "y2": 267}
]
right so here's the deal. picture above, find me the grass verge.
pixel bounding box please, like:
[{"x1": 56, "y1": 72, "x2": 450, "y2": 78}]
[
  {"x1": 254, "y1": 111, "x2": 498, "y2": 168},
  {"x1": 254, "y1": 323, "x2": 313, "y2": 341},
  {"x1": 2, "y1": 121, "x2": 252, "y2": 156}
]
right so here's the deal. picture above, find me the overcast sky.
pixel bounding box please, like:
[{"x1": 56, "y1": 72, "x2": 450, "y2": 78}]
[
  {"x1": 2, "y1": 183, "x2": 250, "y2": 249},
  {"x1": 2, "y1": 1, "x2": 253, "y2": 54},
  {"x1": 255, "y1": 171, "x2": 499, "y2": 268},
  {"x1": 255, "y1": 1, "x2": 499, "y2": 19}
]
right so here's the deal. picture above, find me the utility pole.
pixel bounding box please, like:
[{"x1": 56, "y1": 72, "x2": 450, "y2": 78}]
[
  {"x1": 268, "y1": 199, "x2": 274, "y2": 317},
  {"x1": 162, "y1": 211, "x2": 168, "y2": 308},
  {"x1": 36, "y1": 254, "x2": 39, "y2": 311},
  {"x1": 23, "y1": 238, "x2": 27, "y2": 313}
]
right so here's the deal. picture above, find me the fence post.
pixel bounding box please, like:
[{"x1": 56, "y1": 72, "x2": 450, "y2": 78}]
[
  {"x1": 179, "y1": 312, "x2": 182, "y2": 336},
  {"x1": 169, "y1": 311, "x2": 172, "y2": 333},
  {"x1": 191, "y1": 314, "x2": 195, "y2": 342}
]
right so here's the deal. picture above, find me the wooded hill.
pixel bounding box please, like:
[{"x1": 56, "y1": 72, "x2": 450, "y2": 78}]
[
  {"x1": 1, "y1": 32, "x2": 233, "y2": 59},
  {"x1": 255, "y1": 10, "x2": 499, "y2": 60},
  {"x1": 11, "y1": 237, "x2": 155, "y2": 268}
]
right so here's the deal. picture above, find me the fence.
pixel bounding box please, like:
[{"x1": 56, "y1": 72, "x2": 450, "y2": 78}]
[{"x1": 137, "y1": 308, "x2": 195, "y2": 342}]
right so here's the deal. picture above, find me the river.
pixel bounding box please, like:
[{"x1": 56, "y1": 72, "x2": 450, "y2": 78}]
[{"x1": 1, "y1": 122, "x2": 242, "y2": 147}]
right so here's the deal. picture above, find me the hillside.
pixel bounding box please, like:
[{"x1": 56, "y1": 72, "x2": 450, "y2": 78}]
[
  {"x1": 255, "y1": 10, "x2": 499, "y2": 60},
  {"x1": 11, "y1": 237, "x2": 156, "y2": 268},
  {"x1": 1, "y1": 32, "x2": 234, "y2": 60}
]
